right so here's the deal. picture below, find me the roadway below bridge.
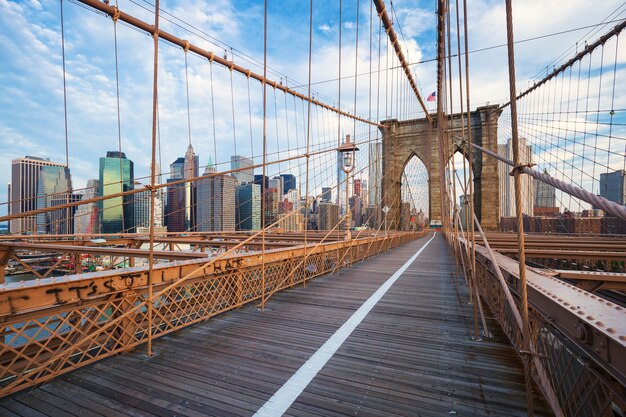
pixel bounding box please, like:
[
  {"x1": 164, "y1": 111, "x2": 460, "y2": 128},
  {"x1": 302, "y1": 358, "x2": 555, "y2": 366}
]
[{"x1": 0, "y1": 233, "x2": 551, "y2": 416}]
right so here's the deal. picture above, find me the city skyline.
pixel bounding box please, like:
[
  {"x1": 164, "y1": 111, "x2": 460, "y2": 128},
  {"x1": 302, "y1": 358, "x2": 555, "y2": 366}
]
[{"x1": 5, "y1": 143, "x2": 624, "y2": 235}]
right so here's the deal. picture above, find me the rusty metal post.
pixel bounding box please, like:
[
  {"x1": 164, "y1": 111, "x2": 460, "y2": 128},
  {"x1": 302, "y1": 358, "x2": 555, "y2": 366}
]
[
  {"x1": 146, "y1": 0, "x2": 160, "y2": 357},
  {"x1": 504, "y1": 0, "x2": 534, "y2": 414}
]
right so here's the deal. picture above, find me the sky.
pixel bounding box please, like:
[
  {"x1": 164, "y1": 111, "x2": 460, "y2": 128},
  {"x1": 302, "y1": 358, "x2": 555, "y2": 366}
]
[{"x1": 0, "y1": 0, "x2": 625, "y2": 218}]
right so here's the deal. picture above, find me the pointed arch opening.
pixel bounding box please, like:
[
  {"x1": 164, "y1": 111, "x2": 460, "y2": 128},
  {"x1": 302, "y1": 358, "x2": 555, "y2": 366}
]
[{"x1": 400, "y1": 154, "x2": 429, "y2": 231}]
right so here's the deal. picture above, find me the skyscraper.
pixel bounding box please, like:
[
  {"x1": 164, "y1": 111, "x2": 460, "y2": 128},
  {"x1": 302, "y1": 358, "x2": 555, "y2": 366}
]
[
  {"x1": 284, "y1": 188, "x2": 301, "y2": 212},
  {"x1": 599, "y1": 170, "x2": 625, "y2": 206},
  {"x1": 133, "y1": 190, "x2": 151, "y2": 230},
  {"x1": 279, "y1": 173, "x2": 297, "y2": 194},
  {"x1": 74, "y1": 179, "x2": 100, "y2": 234},
  {"x1": 264, "y1": 187, "x2": 280, "y2": 227},
  {"x1": 166, "y1": 157, "x2": 186, "y2": 232},
  {"x1": 534, "y1": 170, "x2": 557, "y2": 208},
  {"x1": 231, "y1": 155, "x2": 254, "y2": 184},
  {"x1": 184, "y1": 144, "x2": 199, "y2": 231},
  {"x1": 99, "y1": 151, "x2": 134, "y2": 234},
  {"x1": 10, "y1": 156, "x2": 70, "y2": 234},
  {"x1": 170, "y1": 157, "x2": 185, "y2": 179},
  {"x1": 165, "y1": 181, "x2": 186, "y2": 232},
  {"x1": 236, "y1": 183, "x2": 261, "y2": 230},
  {"x1": 254, "y1": 174, "x2": 269, "y2": 191},
  {"x1": 197, "y1": 161, "x2": 236, "y2": 231},
  {"x1": 269, "y1": 177, "x2": 284, "y2": 196},
  {"x1": 36, "y1": 164, "x2": 72, "y2": 234},
  {"x1": 498, "y1": 138, "x2": 534, "y2": 218},
  {"x1": 337, "y1": 152, "x2": 347, "y2": 214},
  {"x1": 368, "y1": 142, "x2": 382, "y2": 207},
  {"x1": 319, "y1": 203, "x2": 340, "y2": 230}
]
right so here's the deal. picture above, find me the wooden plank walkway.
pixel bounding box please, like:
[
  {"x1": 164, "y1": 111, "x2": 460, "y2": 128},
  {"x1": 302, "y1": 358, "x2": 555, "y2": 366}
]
[{"x1": 0, "y1": 233, "x2": 552, "y2": 416}]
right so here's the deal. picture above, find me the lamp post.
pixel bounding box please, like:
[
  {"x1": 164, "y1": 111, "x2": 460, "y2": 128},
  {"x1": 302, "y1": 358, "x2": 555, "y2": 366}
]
[{"x1": 338, "y1": 134, "x2": 359, "y2": 241}]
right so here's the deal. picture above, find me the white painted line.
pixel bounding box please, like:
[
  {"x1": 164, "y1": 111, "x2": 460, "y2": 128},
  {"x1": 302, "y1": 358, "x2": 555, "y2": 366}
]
[{"x1": 253, "y1": 233, "x2": 437, "y2": 417}]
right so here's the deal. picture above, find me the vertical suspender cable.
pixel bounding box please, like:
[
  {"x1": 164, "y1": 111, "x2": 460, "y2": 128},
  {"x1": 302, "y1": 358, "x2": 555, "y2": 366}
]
[
  {"x1": 461, "y1": 0, "x2": 477, "y2": 310},
  {"x1": 336, "y1": 0, "x2": 342, "y2": 273},
  {"x1": 60, "y1": 0, "x2": 72, "y2": 237},
  {"x1": 60, "y1": 0, "x2": 69, "y2": 168},
  {"x1": 304, "y1": 0, "x2": 313, "y2": 283},
  {"x1": 209, "y1": 60, "x2": 217, "y2": 164},
  {"x1": 147, "y1": 0, "x2": 160, "y2": 358},
  {"x1": 504, "y1": 0, "x2": 534, "y2": 414},
  {"x1": 112, "y1": 14, "x2": 125, "y2": 233},
  {"x1": 260, "y1": 0, "x2": 267, "y2": 309}
]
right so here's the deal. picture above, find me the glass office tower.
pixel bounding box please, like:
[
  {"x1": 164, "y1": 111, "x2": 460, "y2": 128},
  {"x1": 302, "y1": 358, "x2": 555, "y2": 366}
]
[
  {"x1": 35, "y1": 165, "x2": 72, "y2": 234},
  {"x1": 98, "y1": 151, "x2": 134, "y2": 234}
]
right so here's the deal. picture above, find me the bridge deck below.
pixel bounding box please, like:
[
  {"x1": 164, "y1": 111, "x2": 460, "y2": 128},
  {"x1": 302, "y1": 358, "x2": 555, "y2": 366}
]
[{"x1": 0, "y1": 233, "x2": 551, "y2": 416}]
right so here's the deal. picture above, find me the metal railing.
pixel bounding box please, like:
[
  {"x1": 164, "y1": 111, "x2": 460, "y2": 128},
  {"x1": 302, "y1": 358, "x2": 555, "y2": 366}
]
[
  {"x1": 0, "y1": 231, "x2": 423, "y2": 396},
  {"x1": 462, "y1": 239, "x2": 626, "y2": 417}
]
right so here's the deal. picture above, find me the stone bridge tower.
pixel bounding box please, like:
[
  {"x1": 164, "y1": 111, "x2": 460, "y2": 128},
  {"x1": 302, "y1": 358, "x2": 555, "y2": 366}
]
[{"x1": 381, "y1": 105, "x2": 502, "y2": 231}]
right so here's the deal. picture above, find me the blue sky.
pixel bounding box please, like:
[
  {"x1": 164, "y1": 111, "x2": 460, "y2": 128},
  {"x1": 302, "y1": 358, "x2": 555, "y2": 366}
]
[{"x1": 0, "y1": 0, "x2": 624, "y2": 217}]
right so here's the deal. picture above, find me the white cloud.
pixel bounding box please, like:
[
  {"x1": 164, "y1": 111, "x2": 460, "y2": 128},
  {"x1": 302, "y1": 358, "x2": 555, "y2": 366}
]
[{"x1": 1, "y1": 0, "x2": 624, "y2": 219}]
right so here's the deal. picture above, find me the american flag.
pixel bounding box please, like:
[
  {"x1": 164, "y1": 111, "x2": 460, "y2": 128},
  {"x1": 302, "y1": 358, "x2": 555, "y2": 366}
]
[{"x1": 426, "y1": 91, "x2": 436, "y2": 102}]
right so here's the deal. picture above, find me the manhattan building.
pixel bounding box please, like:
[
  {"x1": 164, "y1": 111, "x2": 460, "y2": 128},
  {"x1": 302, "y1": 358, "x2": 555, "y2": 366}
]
[
  {"x1": 184, "y1": 144, "x2": 199, "y2": 231},
  {"x1": 35, "y1": 164, "x2": 73, "y2": 234},
  {"x1": 599, "y1": 169, "x2": 625, "y2": 206},
  {"x1": 74, "y1": 179, "x2": 100, "y2": 234},
  {"x1": 99, "y1": 151, "x2": 134, "y2": 234},
  {"x1": 10, "y1": 156, "x2": 72, "y2": 234},
  {"x1": 165, "y1": 157, "x2": 186, "y2": 232},
  {"x1": 498, "y1": 137, "x2": 534, "y2": 218},
  {"x1": 279, "y1": 173, "x2": 296, "y2": 194},
  {"x1": 534, "y1": 169, "x2": 557, "y2": 208},
  {"x1": 197, "y1": 161, "x2": 236, "y2": 232},
  {"x1": 368, "y1": 142, "x2": 382, "y2": 207},
  {"x1": 319, "y1": 203, "x2": 340, "y2": 230},
  {"x1": 231, "y1": 155, "x2": 254, "y2": 184},
  {"x1": 236, "y1": 183, "x2": 261, "y2": 230}
]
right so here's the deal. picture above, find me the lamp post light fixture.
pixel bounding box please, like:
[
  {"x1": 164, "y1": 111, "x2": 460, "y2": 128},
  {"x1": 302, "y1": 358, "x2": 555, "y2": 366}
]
[{"x1": 338, "y1": 134, "x2": 359, "y2": 241}]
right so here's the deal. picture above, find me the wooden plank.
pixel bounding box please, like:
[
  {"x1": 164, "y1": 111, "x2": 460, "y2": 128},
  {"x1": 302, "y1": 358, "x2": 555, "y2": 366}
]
[{"x1": 0, "y1": 234, "x2": 552, "y2": 416}]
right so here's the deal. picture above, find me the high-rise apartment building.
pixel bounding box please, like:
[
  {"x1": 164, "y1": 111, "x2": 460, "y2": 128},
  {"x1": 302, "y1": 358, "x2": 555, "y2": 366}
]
[
  {"x1": 10, "y1": 156, "x2": 71, "y2": 234},
  {"x1": 133, "y1": 190, "x2": 152, "y2": 230},
  {"x1": 263, "y1": 187, "x2": 280, "y2": 227},
  {"x1": 197, "y1": 163, "x2": 236, "y2": 232},
  {"x1": 231, "y1": 155, "x2": 254, "y2": 184},
  {"x1": 236, "y1": 183, "x2": 261, "y2": 230},
  {"x1": 99, "y1": 151, "x2": 134, "y2": 234},
  {"x1": 498, "y1": 138, "x2": 534, "y2": 218},
  {"x1": 319, "y1": 203, "x2": 340, "y2": 230}
]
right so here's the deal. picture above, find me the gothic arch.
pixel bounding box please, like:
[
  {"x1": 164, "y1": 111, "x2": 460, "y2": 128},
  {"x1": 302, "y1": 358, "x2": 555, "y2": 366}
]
[{"x1": 380, "y1": 105, "x2": 502, "y2": 231}]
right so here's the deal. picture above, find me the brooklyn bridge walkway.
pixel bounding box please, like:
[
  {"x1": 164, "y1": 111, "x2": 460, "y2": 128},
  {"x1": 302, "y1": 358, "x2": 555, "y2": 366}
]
[{"x1": 0, "y1": 233, "x2": 550, "y2": 416}]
